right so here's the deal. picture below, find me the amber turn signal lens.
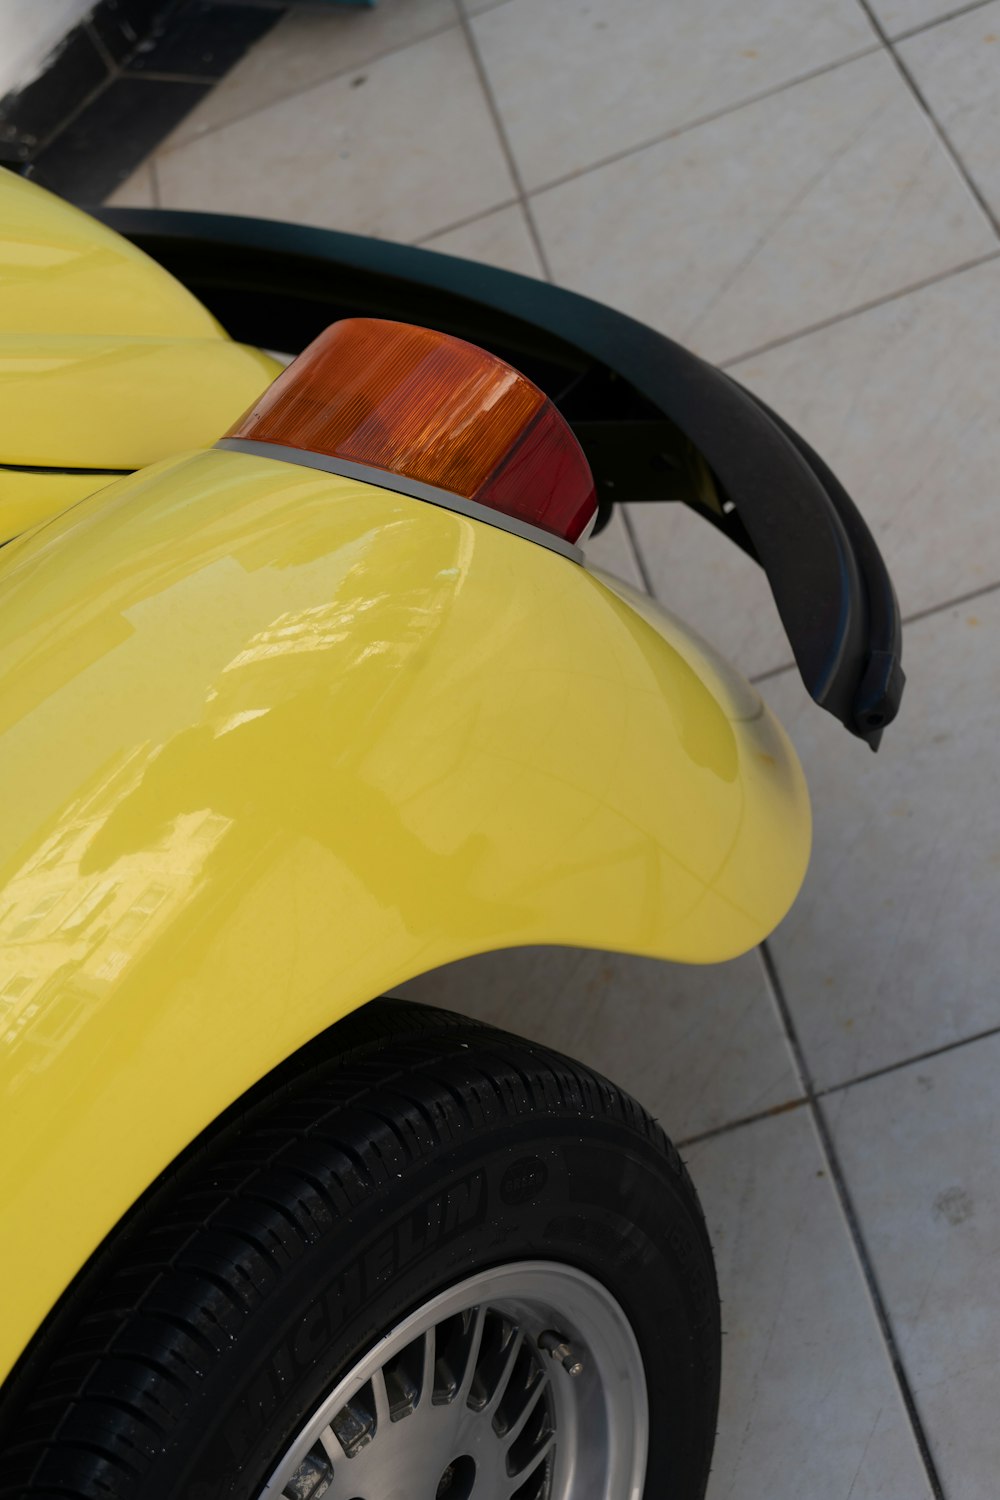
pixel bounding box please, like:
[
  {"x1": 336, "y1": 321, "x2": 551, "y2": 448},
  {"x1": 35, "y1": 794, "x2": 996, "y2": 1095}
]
[{"x1": 226, "y1": 319, "x2": 597, "y2": 544}]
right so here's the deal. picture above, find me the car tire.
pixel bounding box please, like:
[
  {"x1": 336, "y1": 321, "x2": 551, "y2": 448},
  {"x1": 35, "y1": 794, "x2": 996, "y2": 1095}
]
[{"x1": 0, "y1": 998, "x2": 720, "y2": 1499}]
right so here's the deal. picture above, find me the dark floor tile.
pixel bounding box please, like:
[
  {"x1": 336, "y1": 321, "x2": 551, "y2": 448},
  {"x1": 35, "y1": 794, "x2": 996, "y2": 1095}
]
[
  {"x1": 0, "y1": 27, "x2": 111, "y2": 160},
  {"x1": 30, "y1": 77, "x2": 211, "y2": 203},
  {"x1": 90, "y1": 0, "x2": 177, "y2": 66},
  {"x1": 124, "y1": 1, "x2": 283, "y2": 78}
]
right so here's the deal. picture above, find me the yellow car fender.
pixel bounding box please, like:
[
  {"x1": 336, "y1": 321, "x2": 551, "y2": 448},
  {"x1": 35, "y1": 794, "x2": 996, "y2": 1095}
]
[
  {"x1": 0, "y1": 168, "x2": 221, "y2": 341},
  {"x1": 0, "y1": 447, "x2": 810, "y2": 1384},
  {"x1": 0, "y1": 168, "x2": 280, "y2": 541}
]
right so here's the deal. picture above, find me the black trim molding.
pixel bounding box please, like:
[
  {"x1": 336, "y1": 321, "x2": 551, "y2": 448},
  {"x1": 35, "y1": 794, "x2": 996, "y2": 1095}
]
[{"x1": 100, "y1": 205, "x2": 906, "y2": 747}]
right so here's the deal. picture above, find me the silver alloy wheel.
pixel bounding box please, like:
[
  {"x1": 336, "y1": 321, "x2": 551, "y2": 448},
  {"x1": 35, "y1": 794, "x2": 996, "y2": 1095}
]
[{"x1": 259, "y1": 1261, "x2": 648, "y2": 1500}]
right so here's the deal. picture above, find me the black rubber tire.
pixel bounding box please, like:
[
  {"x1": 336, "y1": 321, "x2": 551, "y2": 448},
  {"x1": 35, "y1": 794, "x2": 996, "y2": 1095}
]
[{"x1": 0, "y1": 998, "x2": 720, "y2": 1499}]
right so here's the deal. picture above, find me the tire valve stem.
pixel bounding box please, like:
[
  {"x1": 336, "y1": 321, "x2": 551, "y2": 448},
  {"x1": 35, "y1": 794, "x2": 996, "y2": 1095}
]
[{"x1": 538, "y1": 1330, "x2": 584, "y2": 1377}]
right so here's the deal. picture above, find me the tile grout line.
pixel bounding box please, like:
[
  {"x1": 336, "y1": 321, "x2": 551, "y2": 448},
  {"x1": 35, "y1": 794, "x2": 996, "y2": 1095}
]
[
  {"x1": 516, "y1": 44, "x2": 884, "y2": 203},
  {"x1": 818, "y1": 1019, "x2": 1000, "y2": 1098},
  {"x1": 680, "y1": 1014, "x2": 1000, "y2": 1151},
  {"x1": 683, "y1": 998, "x2": 1000, "y2": 1144},
  {"x1": 677, "y1": 1093, "x2": 809, "y2": 1151},
  {"x1": 891, "y1": 0, "x2": 997, "y2": 43},
  {"x1": 455, "y1": 3, "x2": 555, "y2": 281},
  {"x1": 856, "y1": 0, "x2": 1000, "y2": 243},
  {"x1": 746, "y1": 575, "x2": 1000, "y2": 688},
  {"x1": 462, "y1": 0, "x2": 514, "y2": 15},
  {"x1": 718, "y1": 248, "x2": 1000, "y2": 368},
  {"x1": 118, "y1": 69, "x2": 225, "y2": 86},
  {"x1": 85, "y1": 18, "x2": 117, "y2": 74},
  {"x1": 31, "y1": 53, "x2": 121, "y2": 157},
  {"x1": 901, "y1": 575, "x2": 1000, "y2": 625},
  {"x1": 412, "y1": 195, "x2": 521, "y2": 247},
  {"x1": 749, "y1": 659, "x2": 797, "y2": 686},
  {"x1": 151, "y1": 19, "x2": 463, "y2": 160},
  {"x1": 618, "y1": 506, "x2": 656, "y2": 596},
  {"x1": 133, "y1": 19, "x2": 931, "y2": 261},
  {"x1": 148, "y1": 155, "x2": 162, "y2": 210},
  {"x1": 758, "y1": 940, "x2": 947, "y2": 1500},
  {"x1": 30, "y1": 15, "x2": 247, "y2": 169}
]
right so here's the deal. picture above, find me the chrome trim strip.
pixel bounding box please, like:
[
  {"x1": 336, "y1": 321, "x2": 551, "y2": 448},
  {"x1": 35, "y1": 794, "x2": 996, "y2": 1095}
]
[{"x1": 215, "y1": 438, "x2": 585, "y2": 563}]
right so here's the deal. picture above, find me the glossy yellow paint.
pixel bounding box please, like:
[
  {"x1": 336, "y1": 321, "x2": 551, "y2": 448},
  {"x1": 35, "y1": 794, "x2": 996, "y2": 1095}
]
[
  {"x1": 0, "y1": 167, "x2": 220, "y2": 338},
  {"x1": 0, "y1": 167, "x2": 281, "y2": 536},
  {"x1": 0, "y1": 333, "x2": 280, "y2": 470},
  {"x1": 0, "y1": 468, "x2": 121, "y2": 544},
  {"x1": 0, "y1": 450, "x2": 810, "y2": 1385}
]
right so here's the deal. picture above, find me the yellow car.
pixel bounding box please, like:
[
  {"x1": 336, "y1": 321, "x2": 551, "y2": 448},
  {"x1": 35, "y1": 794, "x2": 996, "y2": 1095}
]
[{"x1": 0, "y1": 168, "x2": 902, "y2": 1500}]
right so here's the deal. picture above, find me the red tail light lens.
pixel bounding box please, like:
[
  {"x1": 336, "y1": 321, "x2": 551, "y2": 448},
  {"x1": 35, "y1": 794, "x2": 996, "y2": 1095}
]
[{"x1": 226, "y1": 319, "x2": 597, "y2": 544}]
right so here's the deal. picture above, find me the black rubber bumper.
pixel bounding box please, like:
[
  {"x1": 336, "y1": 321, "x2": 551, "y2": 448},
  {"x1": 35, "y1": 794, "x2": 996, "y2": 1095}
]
[{"x1": 98, "y1": 206, "x2": 904, "y2": 748}]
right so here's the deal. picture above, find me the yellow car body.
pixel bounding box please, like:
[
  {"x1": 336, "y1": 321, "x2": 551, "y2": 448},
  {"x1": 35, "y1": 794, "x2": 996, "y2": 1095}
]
[
  {"x1": 0, "y1": 168, "x2": 280, "y2": 542},
  {"x1": 0, "y1": 171, "x2": 810, "y2": 1387}
]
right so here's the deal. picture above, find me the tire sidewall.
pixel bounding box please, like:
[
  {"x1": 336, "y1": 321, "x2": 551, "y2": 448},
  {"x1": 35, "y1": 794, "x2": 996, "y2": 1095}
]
[{"x1": 174, "y1": 1118, "x2": 716, "y2": 1499}]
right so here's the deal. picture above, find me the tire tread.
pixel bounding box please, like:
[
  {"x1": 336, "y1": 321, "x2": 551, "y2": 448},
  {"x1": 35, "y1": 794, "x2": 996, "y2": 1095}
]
[{"x1": 0, "y1": 999, "x2": 712, "y2": 1498}]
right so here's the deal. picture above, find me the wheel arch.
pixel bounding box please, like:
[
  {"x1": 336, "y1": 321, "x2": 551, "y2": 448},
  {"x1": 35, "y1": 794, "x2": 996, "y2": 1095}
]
[{"x1": 0, "y1": 449, "x2": 808, "y2": 1386}]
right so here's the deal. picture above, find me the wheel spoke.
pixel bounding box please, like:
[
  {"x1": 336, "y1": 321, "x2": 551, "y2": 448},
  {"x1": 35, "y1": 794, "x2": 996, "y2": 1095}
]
[
  {"x1": 370, "y1": 1367, "x2": 391, "y2": 1432},
  {"x1": 258, "y1": 1263, "x2": 647, "y2": 1500},
  {"x1": 317, "y1": 1425, "x2": 340, "y2": 1464},
  {"x1": 485, "y1": 1328, "x2": 525, "y2": 1416},
  {"x1": 506, "y1": 1431, "x2": 556, "y2": 1495},
  {"x1": 457, "y1": 1305, "x2": 487, "y2": 1402},
  {"x1": 420, "y1": 1324, "x2": 436, "y2": 1407},
  {"x1": 502, "y1": 1372, "x2": 549, "y2": 1447}
]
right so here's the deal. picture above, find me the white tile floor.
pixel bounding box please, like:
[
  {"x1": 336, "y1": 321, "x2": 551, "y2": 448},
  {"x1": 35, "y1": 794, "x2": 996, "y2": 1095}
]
[{"x1": 108, "y1": 3, "x2": 1000, "y2": 1493}]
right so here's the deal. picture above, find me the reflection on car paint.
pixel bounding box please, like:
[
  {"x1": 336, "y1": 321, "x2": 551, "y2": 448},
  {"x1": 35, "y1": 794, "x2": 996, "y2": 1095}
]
[{"x1": 0, "y1": 447, "x2": 809, "y2": 1384}]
